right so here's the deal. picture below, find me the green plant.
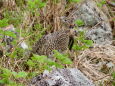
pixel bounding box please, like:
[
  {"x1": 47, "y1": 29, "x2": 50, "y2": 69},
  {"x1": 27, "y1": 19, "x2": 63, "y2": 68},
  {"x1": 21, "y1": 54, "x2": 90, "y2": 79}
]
[
  {"x1": 97, "y1": 0, "x2": 106, "y2": 7},
  {"x1": 27, "y1": 0, "x2": 46, "y2": 12},
  {"x1": 75, "y1": 19, "x2": 85, "y2": 27},
  {"x1": 15, "y1": 0, "x2": 26, "y2": 7},
  {"x1": 53, "y1": 50, "x2": 72, "y2": 65},
  {"x1": 112, "y1": 72, "x2": 115, "y2": 86},
  {"x1": 27, "y1": 50, "x2": 72, "y2": 71},
  {"x1": 0, "y1": 18, "x2": 9, "y2": 28},
  {"x1": 0, "y1": 67, "x2": 27, "y2": 86},
  {"x1": 3, "y1": 10, "x2": 23, "y2": 27},
  {"x1": 68, "y1": 0, "x2": 81, "y2": 3},
  {"x1": 72, "y1": 31, "x2": 93, "y2": 51}
]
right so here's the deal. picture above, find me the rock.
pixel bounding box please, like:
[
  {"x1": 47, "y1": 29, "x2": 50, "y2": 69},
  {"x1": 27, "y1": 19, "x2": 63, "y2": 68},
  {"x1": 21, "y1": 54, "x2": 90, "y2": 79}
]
[
  {"x1": 62, "y1": 0, "x2": 113, "y2": 44},
  {"x1": 106, "y1": 62, "x2": 114, "y2": 68},
  {"x1": 20, "y1": 37, "x2": 28, "y2": 49},
  {"x1": 29, "y1": 68, "x2": 95, "y2": 86}
]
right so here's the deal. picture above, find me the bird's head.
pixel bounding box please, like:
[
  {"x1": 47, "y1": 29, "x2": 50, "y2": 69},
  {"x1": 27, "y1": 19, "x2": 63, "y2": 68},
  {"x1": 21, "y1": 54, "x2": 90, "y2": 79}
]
[{"x1": 60, "y1": 16, "x2": 78, "y2": 36}]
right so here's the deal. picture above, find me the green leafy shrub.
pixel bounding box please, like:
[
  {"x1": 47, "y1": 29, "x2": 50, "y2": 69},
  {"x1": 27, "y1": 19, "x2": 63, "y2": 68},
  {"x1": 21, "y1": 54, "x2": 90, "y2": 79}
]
[
  {"x1": 0, "y1": 67, "x2": 27, "y2": 86},
  {"x1": 27, "y1": 50, "x2": 72, "y2": 71},
  {"x1": 3, "y1": 10, "x2": 23, "y2": 26},
  {"x1": 53, "y1": 50, "x2": 72, "y2": 65},
  {"x1": 27, "y1": 0, "x2": 46, "y2": 12},
  {"x1": 75, "y1": 19, "x2": 85, "y2": 27},
  {"x1": 112, "y1": 72, "x2": 115, "y2": 86},
  {"x1": 97, "y1": 0, "x2": 106, "y2": 7},
  {"x1": 68, "y1": 0, "x2": 81, "y2": 3},
  {"x1": 73, "y1": 31, "x2": 93, "y2": 51},
  {"x1": 0, "y1": 18, "x2": 9, "y2": 28}
]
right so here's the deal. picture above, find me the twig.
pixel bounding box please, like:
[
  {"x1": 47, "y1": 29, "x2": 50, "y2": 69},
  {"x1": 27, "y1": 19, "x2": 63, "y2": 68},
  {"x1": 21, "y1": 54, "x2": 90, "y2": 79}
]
[{"x1": 94, "y1": 74, "x2": 111, "y2": 82}]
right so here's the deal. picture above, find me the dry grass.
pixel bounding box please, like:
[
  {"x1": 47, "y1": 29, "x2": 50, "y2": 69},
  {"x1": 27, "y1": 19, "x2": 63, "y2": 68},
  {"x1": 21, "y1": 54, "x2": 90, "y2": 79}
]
[{"x1": 74, "y1": 44, "x2": 115, "y2": 86}]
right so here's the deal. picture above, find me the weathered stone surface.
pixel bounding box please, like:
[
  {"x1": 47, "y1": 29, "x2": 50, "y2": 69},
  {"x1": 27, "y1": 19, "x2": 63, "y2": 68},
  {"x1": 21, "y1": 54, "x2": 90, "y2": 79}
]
[
  {"x1": 29, "y1": 68, "x2": 95, "y2": 86},
  {"x1": 62, "y1": 0, "x2": 113, "y2": 44}
]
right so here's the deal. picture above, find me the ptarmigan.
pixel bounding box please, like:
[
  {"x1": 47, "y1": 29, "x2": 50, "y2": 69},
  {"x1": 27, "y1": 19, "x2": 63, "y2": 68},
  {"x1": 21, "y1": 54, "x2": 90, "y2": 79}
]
[{"x1": 32, "y1": 29, "x2": 76, "y2": 57}]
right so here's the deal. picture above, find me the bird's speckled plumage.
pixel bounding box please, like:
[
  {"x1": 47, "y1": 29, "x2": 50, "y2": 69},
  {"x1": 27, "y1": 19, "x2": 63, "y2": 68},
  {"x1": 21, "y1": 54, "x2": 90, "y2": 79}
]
[{"x1": 32, "y1": 29, "x2": 76, "y2": 57}]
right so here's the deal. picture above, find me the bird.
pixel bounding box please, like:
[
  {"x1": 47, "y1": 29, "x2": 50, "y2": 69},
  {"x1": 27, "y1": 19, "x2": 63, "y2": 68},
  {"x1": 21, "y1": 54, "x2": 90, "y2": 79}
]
[{"x1": 32, "y1": 28, "x2": 77, "y2": 57}]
